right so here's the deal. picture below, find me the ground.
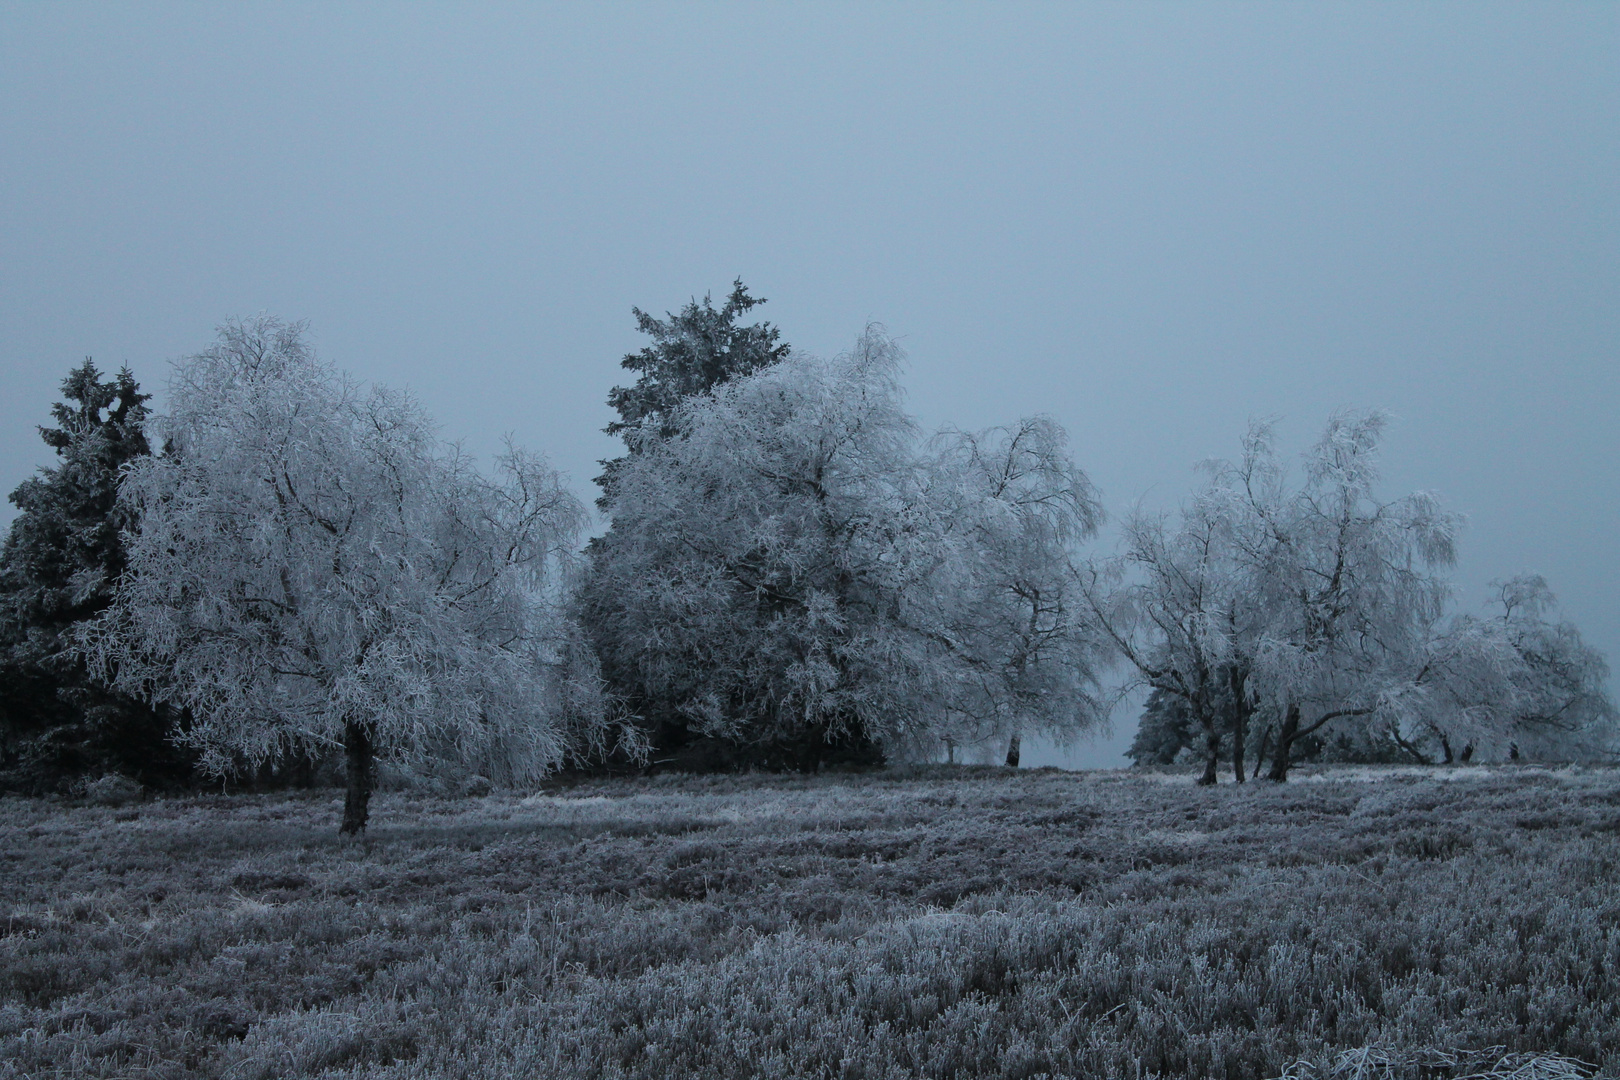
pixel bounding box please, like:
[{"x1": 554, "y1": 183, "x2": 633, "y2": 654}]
[{"x1": 2, "y1": 765, "x2": 1617, "y2": 1079}]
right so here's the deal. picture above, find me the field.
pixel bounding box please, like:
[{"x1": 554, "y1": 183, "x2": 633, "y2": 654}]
[{"x1": 3, "y1": 765, "x2": 1618, "y2": 1080}]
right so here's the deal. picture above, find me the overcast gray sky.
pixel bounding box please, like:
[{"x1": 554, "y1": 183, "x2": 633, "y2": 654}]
[{"x1": 2, "y1": 3, "x2": 1615, "y2": 767}]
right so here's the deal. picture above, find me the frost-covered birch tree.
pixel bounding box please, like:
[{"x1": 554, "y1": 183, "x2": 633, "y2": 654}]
[
  {"x1": 927, "y1": 417, "x2": 1109, "y2": 760},
  {"x1": 1081, "y1": 487, "x2": 1256, "y2": 785},
  {"x1": 1089, "y1": 413, "x2": 1461, "y2": 783},
  {"x1": 1240, "y1": 413, "x2": 1459, "y2": 780},
  {"x1": 1386, "y1": 575, "x2": 1617, "y2": 763},
  {"x1": 84, "y1": 317, "x2": 610, "y2": 832}
]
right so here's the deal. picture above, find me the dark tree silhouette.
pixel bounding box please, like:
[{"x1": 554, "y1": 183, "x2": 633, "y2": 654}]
[{"x1": 0, "y1": 360, "x2": 191, "y2": 791}]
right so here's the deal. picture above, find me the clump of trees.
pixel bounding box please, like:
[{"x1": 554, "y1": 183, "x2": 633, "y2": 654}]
[
  {"x1": 1109, "y1": 415, "x2": 1617, "y2": 780},
  {"x1": 581, "y1": 325, "x2": 1109, "y2": 769},
  {"x1": 0, "y1": 285, "x2": 1612, "y2": 824},
  {"x1": 1388, "y1": 573, "x2": 1616, "y2": 765}
]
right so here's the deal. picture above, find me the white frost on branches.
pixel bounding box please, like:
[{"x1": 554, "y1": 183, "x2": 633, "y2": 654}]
[
  {"x1": 1090, "y1": 410, "x2": 1613, "y2": 778},
  {"x1": 1235, "y1": 413, "x2": 1459, "y2": 760},
  {"x1": 1387, "y1": 574, "x2": 1619, "y2": 762},
  {"x1": 83, "y1": 316, "x2": 616, "y2": 782},
  {"x1": 583, "y1": 328, "x2": 1109, "y2": 756},
  {"x1": 928, "y1": 415, "x2": 1109, "y2": 749}
]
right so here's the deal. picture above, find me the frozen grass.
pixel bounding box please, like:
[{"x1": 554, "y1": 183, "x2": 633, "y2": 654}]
[{"x1": 2, "y1": 765, "x2": 1617, "y2": 1079}]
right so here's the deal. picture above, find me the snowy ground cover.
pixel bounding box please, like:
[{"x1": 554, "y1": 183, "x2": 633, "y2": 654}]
[{"x1": 2, "y1": 765, "x2": 1616, "y2": 1079}]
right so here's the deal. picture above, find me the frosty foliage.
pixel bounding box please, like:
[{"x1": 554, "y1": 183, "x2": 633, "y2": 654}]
[
  {"x1": 583, "y1": 329, "x2": 1109, "y2": 759},
  {"x1": 1095, "y1": 411, "x2": 1614, "y2": 779},
  {"x1": 1082, "y1": 456, "x2": 1259, "y2": 781},
  {"x1": 83, "y1": 316, "x2": 617, "y2": 785},
  {"x1": 1231, "y1": 413, "x2": 1461, "y2": 774},
  {"x1": 597, "y1": 279, "x2": 789, "y2": 508},
  {"x1": 1388, "y1": 575, "x2": 1619, "y2": 763},
  {"x1": 927, "y1": 414, "x2": 1109, "y2": 750}
]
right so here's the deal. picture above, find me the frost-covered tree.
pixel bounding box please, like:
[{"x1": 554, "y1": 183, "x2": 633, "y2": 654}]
[
  {"x1": 1125, "y1": 680, "x2": 1285, "y2": 772},
  {"x1": 1092, "y1": 412, "x2": 1611, "y2": 780},
  {"x1": 596, "y1": 279, "x2": 788, "y2": 507},
  {"x1": 1385, "y1": 575, "x2": 1617, "y2": 763},
  {"x1": 1092, "y1": 413, "x2": 1459, "y2": 783},
  {"x1": 1236, "y1": 413, "x2": 1459, "y2": 781},
  {"x1": 1127, "y1": 686, "x2": 1201, "y2": 767},
  {"x1": 1083, "y1": 485, "x2": 1257, "y2": 785},
  {"x1": 583, "y1": 329, "x2": 1108, "y2": 767},
  {"x1": 84, "y1": 317, "x2": 613, "y2": 832},
  {"x1": 0, "y1": 360, "x2": 192, "y2": 791},
  {"x1": 928, "y1": 417, "x2": 1109, "y2": 761}
]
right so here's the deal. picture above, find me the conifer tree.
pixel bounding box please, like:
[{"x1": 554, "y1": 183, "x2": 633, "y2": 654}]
[
  {"x1": 1127, "y1": 687, "x2": 1201, "y2": 767},
  {"x1": 595, "y1": 279, "x2": 788, "y2": 507},
  {"x1": 0, "y1": 360, "x2": 189, "y2": 790}
]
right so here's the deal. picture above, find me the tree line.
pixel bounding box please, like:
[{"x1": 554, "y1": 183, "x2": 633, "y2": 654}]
[{"x1": 1, "y1": 282, "x2": 1613, "y2": 829}]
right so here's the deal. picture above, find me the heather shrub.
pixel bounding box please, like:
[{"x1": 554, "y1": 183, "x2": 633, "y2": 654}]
[{"x1": 1, "y1": 766, "x2": 1615, "y2": 1079}]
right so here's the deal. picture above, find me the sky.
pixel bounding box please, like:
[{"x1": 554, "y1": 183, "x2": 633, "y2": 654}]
[{"x1": 2, "y1": 3, "x2": 1615, "y2": 768}]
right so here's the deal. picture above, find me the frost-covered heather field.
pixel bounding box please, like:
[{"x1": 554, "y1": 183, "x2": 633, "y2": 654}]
[{"x1": 3, "y1": 766, "x2": 1617, "y2": 1080}]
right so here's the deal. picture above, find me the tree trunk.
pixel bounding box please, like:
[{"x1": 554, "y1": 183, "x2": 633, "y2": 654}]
[
  {"x1": 1440, "y1": 734, "x2": 1453, "y2": 765},
  {"x1": 341, "y1": 720, "x2": 374, "y2": 835},
  {"x1": 1227, "y1": 666, "x2": 1249, "y2": 784},
  {"x1": 1267, "y1": 704, "x2": 1301, "y2": 782},
  {"x1": 1198, "y1": 718, "x2": 1220, "y2": 786},
  {"x1": 1005, "y1": 733, "x2": 1021, "y2": 768},
  {"x1": 1391, "y1": 730, "x2": 1432, "y2": 765},
  {"x1": 1459, "y1": 743, "x2": 1474, "y2": 764},
  {"x1": 1252, "y1": 724, "x2": 1272, "y2": 780}
]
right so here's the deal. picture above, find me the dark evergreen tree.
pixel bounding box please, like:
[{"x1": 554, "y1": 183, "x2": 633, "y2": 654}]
[
  {"x1": 595, "y1": 279, "x2": 789, "y2": 507},
  {"x1": 0, "y1": 360, "x2": 193, "y2": 791},
  {"x1": 1127, "y1": 686, "x2": 1202, "y2": 766}
]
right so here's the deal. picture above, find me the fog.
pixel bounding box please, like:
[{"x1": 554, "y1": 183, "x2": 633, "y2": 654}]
[{"x1": 2, "y1": 3, "x2": 1613, "y2": 767}]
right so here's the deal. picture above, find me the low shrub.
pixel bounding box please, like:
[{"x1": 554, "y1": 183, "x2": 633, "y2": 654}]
[{"x1": 1, "y1": 765, "x2": 1616, "y2": 1078}]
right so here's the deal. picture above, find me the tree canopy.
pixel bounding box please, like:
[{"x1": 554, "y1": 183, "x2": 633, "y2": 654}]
[
  {"x1": 596, "y1": 279, "x2": 789, "y2": 507},
  {"x1": 1100, "y1": 413, "x2": 1615, "y2": 781},
  {"x1": 583, "y1": 328, "x2": 1109, "y2": 768},
  {"x1": 85, "y1": 317, "x2": 617, "y2": 830}
]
